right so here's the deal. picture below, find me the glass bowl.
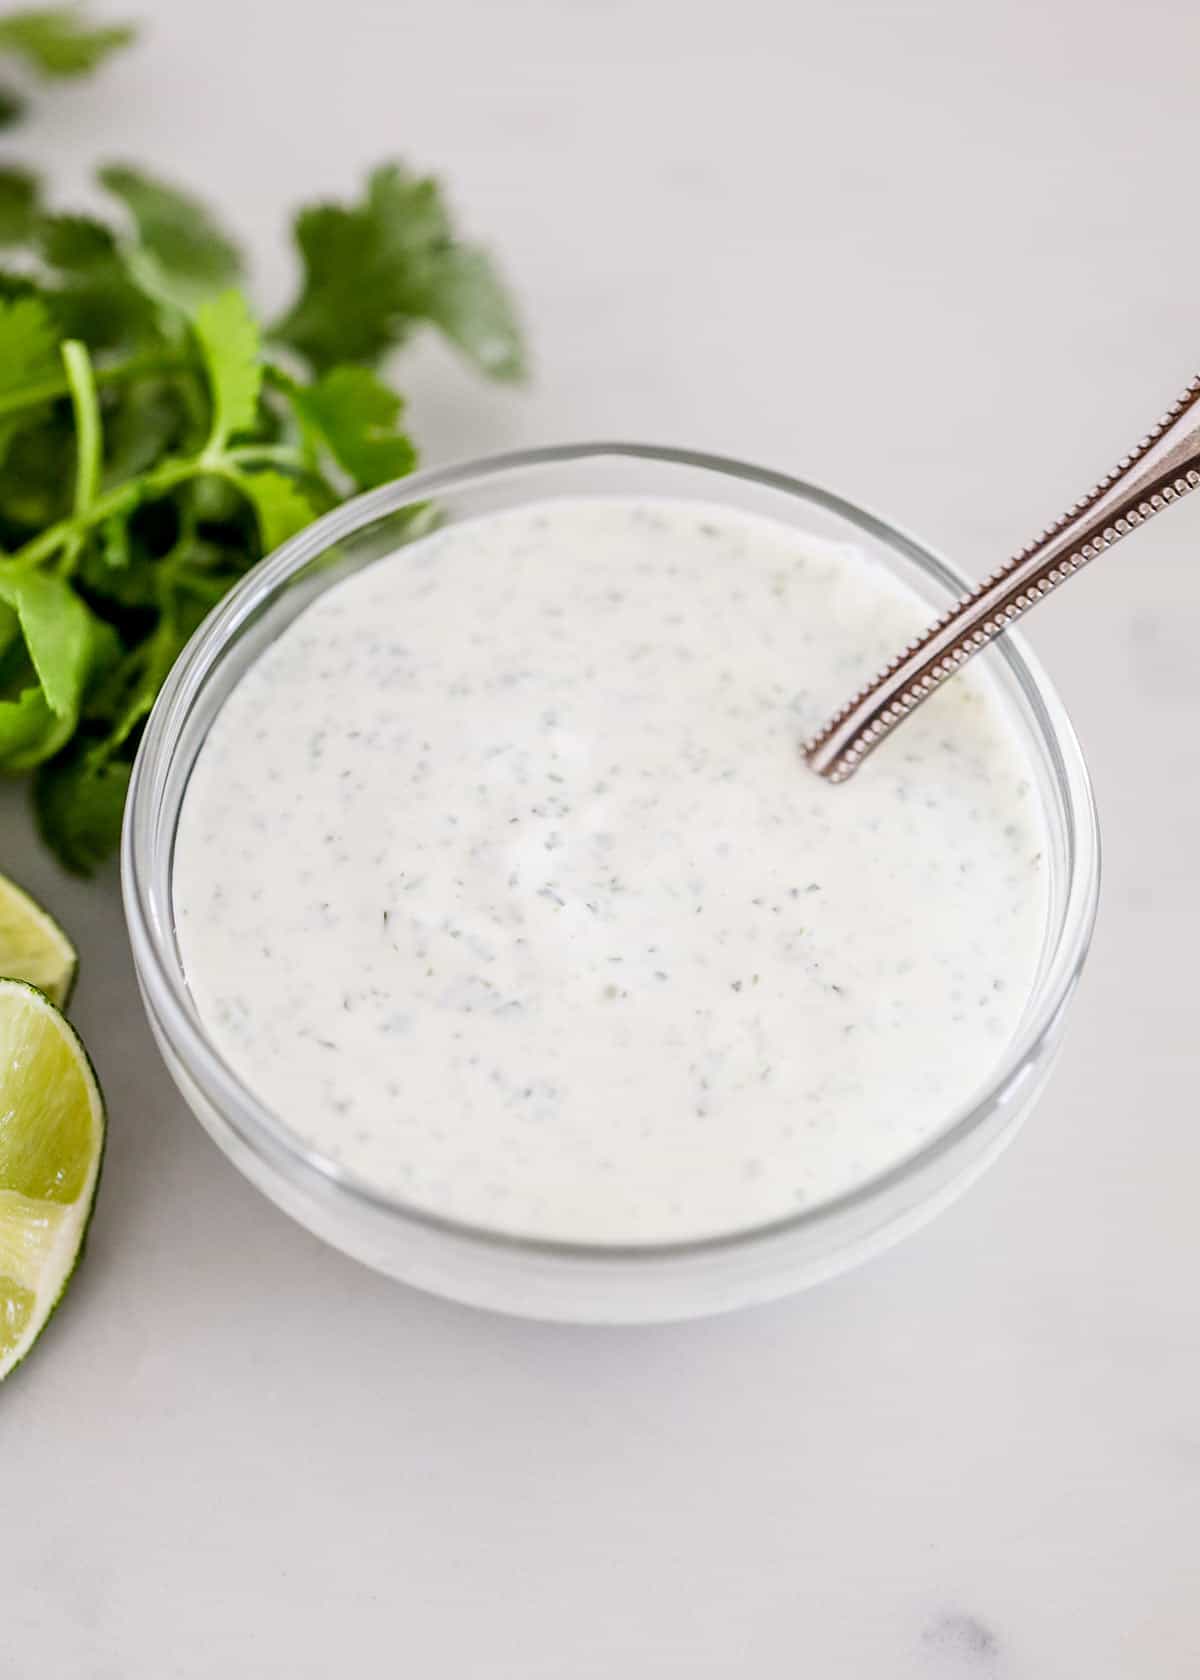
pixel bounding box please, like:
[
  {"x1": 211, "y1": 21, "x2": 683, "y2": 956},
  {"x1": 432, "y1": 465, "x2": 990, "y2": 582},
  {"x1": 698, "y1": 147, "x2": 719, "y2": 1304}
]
[{"x1": 122, "y1": 445, "x2": 1099, "y2": 1324}]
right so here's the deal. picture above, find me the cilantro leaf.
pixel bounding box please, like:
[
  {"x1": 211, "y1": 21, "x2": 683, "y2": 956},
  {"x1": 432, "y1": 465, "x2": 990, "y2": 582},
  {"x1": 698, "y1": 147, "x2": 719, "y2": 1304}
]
[
  {"x1": 0, "y1": 570, "x2": 95, "y2": 715},
  {"x1": 354, "y1": 167, "x2": 522, "y2": 377},
  {"x1": 272, "y1": 205, "x2": 398, "y2": 372},
  {"x1": 0, "y1": 292, "x2": 62, "y2": 465},
  {"x1": 102, "y1": 376, "x2": 189, "y2": 479},
  {"x1": 0, "y1": 165, "x2": 38, "y2": 244},
  {"x1": 284, "y1": 365, "x2": 415, "y2": 489},
  {"x1": 0, "y1": 598, "x2": 70, "y2": 769},
  {"x1": 37, "y1": 212, "x2": 159, "y2": 349},
  {"x1": 0, "y1": 85, "x2": 24, "y2": 128},
  {"x1": 77, "y1": 537, "x2": 157, "y2": 608},
  {"x1": 415, "y1": 244, "x2": 524, "y2": 381},
  {"x1": 272, "y1": 163, "x2": 526, "y2": 379},
  {"x1": 0, "y1": 682, "x2": 62, "y2": 767},
  {"x1": 0, "y1": 8, "x2": 135, "y2": 77},
  {"x1": 34, "y1": 747, "x2": 130, "y2": 875},
  {"x1": 0, "y1": 292, "x2": 60, "y2": 397},
  {"x1": 98, "y1": 163, "x2": 243, "y2": 303},
  {"x1": 364, "y1": 163, "x2": 454, "y2": 252},
  {"x1": 0, "y1": 575, "x2": 114, "y2": 770},
  {"x1": 238, "y1": 469, "x2": 316, "y2": 552},
  {"x1": 0, "y1": 411, "x2": 76, "y2": 537},
  {"x1": 269, "y1": 165, "x2": 442, "y2": 370},
  {"x1": 39, "y1": 210, "x2": 110, "y2": 268},
  {"x1": 194, "y1": 289, "x2": 261, "y2": 448}
]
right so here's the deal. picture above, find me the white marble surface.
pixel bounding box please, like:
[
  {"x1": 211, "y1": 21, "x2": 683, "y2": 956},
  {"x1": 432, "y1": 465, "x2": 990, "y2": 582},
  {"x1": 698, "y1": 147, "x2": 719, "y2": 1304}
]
[{"x1": 4, "y1": 0, "x2": 1200, "y2": 1672}]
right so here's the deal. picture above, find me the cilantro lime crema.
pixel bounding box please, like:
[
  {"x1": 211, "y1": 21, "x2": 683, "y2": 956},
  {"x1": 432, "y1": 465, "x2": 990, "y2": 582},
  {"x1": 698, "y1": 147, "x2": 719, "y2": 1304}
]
[{"x1": 172, "y1": 498, "x2": 1049, "y2": 1244}]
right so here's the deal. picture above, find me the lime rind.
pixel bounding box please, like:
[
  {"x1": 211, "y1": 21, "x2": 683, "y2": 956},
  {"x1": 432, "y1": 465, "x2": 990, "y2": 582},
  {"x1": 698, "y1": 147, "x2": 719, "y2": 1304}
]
[
  {"x1": 0, "y1": 873, "x2": 79, "y2": 1009},
  {"x1": 0, "y1": 979, "x2": 105, "y2": 1383}
]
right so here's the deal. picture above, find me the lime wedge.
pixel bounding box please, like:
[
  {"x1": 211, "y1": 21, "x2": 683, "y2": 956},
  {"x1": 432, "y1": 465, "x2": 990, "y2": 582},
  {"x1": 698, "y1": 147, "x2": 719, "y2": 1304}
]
[
  {"x1": 0, "y1": 979, "x2": 105, "y2": 1382},
  {"x1": 0, "y1": 872, "x2": 78, "y2": 1009}
]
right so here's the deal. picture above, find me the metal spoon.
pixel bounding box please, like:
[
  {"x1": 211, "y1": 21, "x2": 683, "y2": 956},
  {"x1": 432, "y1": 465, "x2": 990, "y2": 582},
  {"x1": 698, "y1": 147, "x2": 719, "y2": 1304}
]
[{"x1": 804, "y1": 373, "x2": 1200, "y2": 781}]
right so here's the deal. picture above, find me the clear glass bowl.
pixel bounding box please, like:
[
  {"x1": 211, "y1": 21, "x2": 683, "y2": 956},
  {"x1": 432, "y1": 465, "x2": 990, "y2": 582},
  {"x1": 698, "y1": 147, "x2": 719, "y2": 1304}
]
[{"x1": 122, "y1": 445, "x2": 1100, "y2": 1323}]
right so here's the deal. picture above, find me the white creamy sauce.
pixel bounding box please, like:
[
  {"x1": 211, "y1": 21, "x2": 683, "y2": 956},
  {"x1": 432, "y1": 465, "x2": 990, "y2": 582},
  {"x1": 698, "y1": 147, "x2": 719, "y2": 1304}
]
[{"x1": 174, "y1": 498, "x2": 1049, "y2": 1243}]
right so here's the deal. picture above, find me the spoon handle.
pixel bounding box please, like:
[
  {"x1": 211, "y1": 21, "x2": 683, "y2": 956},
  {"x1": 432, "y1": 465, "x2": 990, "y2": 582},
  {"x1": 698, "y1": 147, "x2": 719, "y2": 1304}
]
[{"x1": 804, "y1": 374, "x2": 1200, "y2": 781}]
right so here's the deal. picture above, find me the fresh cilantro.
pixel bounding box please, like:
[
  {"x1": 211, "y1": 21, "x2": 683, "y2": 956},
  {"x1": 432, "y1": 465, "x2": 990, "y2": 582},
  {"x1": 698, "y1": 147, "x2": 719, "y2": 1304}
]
[
  {"x1": 38, "y1": 210, "x2": 111, "y2": 269},
  {"x1": 0, "y1": 570, "x2": 112, "y2": 770},
  {"x1": 273, "y1": 164, "x2": 524, "y2": 379},
  {"x1": 193, "y1": 290, "x2": 261, "y2": 449},
  {"x1": 0, "y1": 292, "x2": 60, "y2": 396},
  {"x1": 0, "y1": 7, "x2": 134, "y2": 77},
  {"x1": 0, "y1": 595, "x2": 73, "y2": 769},
  {"x1": 78, "y1": 535, "x2": 155, "y2": 608},
  {"x1": 273, "y1": 204, "x2": 407, "y2": 370},
  {"x1": 236, "y1": 469, "x2": 317, "y2": 552},
  {"x1": 0, "y1": 131, "x2": 524, "y2": 873},
  {"x1": 416, "y1": 244, "x2": 526, "y2": 382},
  {"x1": 99, "y1": 164, "x2": 243, "y2": 305},
  {"x1": 34, "y1": 748, "x2": 130, "y2": 874},
  {"x1": 0, "y1": 570, "x2": 98, "y2": 715},
  {"x1": 0, "y1": 681, "x2": 61, "y2": 766},
  {"x1": 0, "y1": 86, "x2": 23, "y2": 128},
  {"x1": 284, "y1": 365, "x2": 416, "y2": 490},
  {"x1": 0, "y1": 414, "x2": 74, "y2": 540},
  {"x1": 36, "y1": 210, "x2": 159, "y2": 349},
  {"x1": 0, "y1": 293, "x2": 60, "y2": 462}
]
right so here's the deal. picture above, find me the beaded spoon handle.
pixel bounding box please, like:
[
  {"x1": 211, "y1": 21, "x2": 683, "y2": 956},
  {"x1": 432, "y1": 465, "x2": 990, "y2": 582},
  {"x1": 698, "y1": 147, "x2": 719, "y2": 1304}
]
[{"x1": 804, "y1": 374, "x2": 1200, "y2": 781}]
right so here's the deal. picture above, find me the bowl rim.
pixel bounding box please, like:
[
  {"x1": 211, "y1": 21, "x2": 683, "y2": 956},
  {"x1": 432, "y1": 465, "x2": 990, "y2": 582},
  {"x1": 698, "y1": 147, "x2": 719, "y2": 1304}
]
[{"x1": 122, "y1": 441, "x2": 1101, "y2": 1262}]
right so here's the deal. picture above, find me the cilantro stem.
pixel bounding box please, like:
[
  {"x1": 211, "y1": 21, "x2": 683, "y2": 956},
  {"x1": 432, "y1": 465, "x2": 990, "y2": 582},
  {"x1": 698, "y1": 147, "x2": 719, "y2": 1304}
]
[
  {"x1": 226, "y1": 444, "x2": 307, "y2": 469},
  {"x1": 1, "y1": 454, "x2": 235, "y2": 574},
  {"x1": 62, "y1": 341, "x2": 102, "y2": 518},
  {"x1": 0, "y1": 348, "x2": 188, "y2": 422}
]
